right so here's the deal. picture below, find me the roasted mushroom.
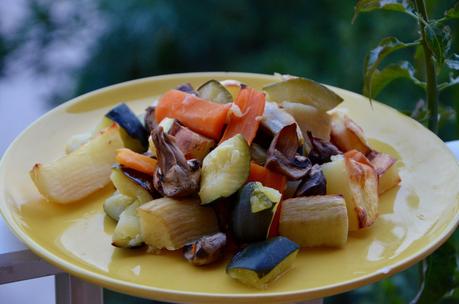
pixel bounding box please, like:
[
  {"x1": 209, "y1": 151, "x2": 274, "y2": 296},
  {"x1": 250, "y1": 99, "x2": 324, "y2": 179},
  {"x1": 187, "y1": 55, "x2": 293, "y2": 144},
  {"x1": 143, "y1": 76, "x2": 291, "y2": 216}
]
[
  {"x1": 183, "y1": 232, "x2": 227, "y2": 266},
  {"x1": 307, "y1": 131, "x2": 341, "y2": 165},
  {"x1": 152, "y1": 127, "x2": 201, "y2": 198},
  {"x1": 265, "y1": 123, "x2": 311, "y2": 180},
  {"x1": 144, "y1": 106, "x2": 157, "y2": 133},
  {"x1": 295, "y1": 164, "x2": 326, "y2": 197}
]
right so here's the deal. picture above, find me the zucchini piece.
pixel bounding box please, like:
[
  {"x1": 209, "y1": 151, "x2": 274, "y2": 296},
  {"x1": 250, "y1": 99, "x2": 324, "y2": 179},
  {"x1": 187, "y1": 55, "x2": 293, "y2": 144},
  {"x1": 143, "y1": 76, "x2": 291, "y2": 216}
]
[
  {"x1": 105, "y1": 103, "x2": 149, "y2": 151},
  {"x1": 279, "y1": 195, "x2": 348, "y2": 247},
  {"x1": 263, "y1": 77, "x2": 343, "y2": 111},
  {"x1": 226, "y1": 236, "x2": 299, "y2": 289},
  {"x1": 112, "y1": 200, "x2": 143, "y2": 248},
  {"x1": 138, "y1": 197, "x2": 219, "y2": 250},
  {"x1": 199, "y1": 134, "x2": 250, "y2": 205},
  {"x1": 197, "y1": 80, "x2": 233, "y2": 104},
  {"x1": 30, "y1": 124, "x2": 124, "y2": 204},
  {"x1": 103, "y1": 191, "x2": 135, "y2": 221},
  {"x1": 232, "y1": 182, "x2": 281, "y2": 243},
  {"x1": 111, "y1": 166, "x2": 153, "y2": 204}
]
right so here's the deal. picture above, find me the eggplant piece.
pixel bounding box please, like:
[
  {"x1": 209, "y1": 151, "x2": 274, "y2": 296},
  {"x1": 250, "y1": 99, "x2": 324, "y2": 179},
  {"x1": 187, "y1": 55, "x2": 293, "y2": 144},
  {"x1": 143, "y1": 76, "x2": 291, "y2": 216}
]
[
  {"x1": 176, "y1": 83, "x2": 198, "y2": 95},
  {"x1": 307, "y1": 131, "x2": 341, "y2": 165},
  {"x1": 295, "y1": 164, "x2": 326, "y2": 197},
  {"x1": 199, "y1": 134, "x2": 250, "y2": 205},
  {"x1": 263, "y1": 77, "x2": 343, "y2": 111},
  {"x1": 111, "y1": 165, "x2": 154, "y2": 204},
  {"x1": 103, "y1": 191, "x2": 135, "y2": 221},
  {"x1": 183, "y1": 232, "x2": 227, "y2": 266},
  {"x1": 112, "y1": 200, "x2": 144, "y2": 248},
  {"x1": 152, "y1": 127, "x2": 201, "y2": 198},
  {"x1": 281, "y1": 101, "x2": 332, "y2": 141},
  {"x1": 226, "y1": 236, "x2": 300, "y2": 289},
  {"x1": 261, "y1": 102, "x2": 304, "y2": 144},
  {"x1": 197, "y1": 80, "x2": 233, "y2": 104},
  {"x1": 106, "y1": 103, "x2": 149, "y2": 152},
  {"x1": 232, "y1": 182, "x2": 281, "y2": 243},
  {"x1": 265, "y1": 124, "x2": 311, "y2": 180}
]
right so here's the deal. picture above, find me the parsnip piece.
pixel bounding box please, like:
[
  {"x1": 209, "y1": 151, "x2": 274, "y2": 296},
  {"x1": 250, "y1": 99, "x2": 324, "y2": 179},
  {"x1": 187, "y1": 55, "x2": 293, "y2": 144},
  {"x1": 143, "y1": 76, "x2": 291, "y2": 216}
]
[
  {"x1": 138, "y1": 197, "x2": 219, "y2": 250},
  {"x1": 30, "y1": 124, "x2": 124, "y2": 204},
  {"x1": 330, "y1": 111, "x2": 371, "y2": 154},
  {"x1": 279, "y1": 195, "x2": 348, "y2": 247},
  {"x1": 367, "y1": 151, "x2": 401, "y2": 194},
  {"x1": 321, "y1": 155, "x2": 378, "y2": 231}
]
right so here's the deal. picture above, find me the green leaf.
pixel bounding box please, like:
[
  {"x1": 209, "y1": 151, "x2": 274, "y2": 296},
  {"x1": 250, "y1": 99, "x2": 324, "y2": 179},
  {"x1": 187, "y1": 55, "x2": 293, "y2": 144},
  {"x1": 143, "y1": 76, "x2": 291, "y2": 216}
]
[
  {"x1": 445, "y1": 54, "x2": 459, "y2": 71},
  {"x1": 411, "y1": 240, "x2": 458, "y2": 304},
  {"x1": 365, "y1": 61, "x2": 425, "y2": 97},
  {"x1": 424, "y1": 23, "x2": 452, "y2": 66},
  {"x1": 353, "y1": 0, "x2": 416, "y2": 22},
  {"x1": 445, "y1": 2, "x2": 459, "y2": 19},
  {"x1": 438, "y1": 73, "x2": 459, "y2": 91},
  {"x1": 363, "y1": 37, "x2": 419, "y2": 98}
]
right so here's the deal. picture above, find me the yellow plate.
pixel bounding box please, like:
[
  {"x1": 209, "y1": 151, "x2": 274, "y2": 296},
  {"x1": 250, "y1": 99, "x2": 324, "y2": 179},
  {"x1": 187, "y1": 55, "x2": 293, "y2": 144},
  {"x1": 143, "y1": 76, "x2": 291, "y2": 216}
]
[{"x1": 1, "y1": 72, "x2": 458, "y2": 303}]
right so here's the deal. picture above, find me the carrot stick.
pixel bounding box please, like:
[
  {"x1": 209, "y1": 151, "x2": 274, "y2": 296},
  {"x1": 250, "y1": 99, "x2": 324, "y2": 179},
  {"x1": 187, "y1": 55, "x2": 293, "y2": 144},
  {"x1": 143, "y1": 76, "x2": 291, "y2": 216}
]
[
  {"x1": 155, "y1": 90, "x2": 231, "y2": 140},
  {"x1": 116, "y1": 148, "x2": 157, "y2": 175},
  {"x1": 220, "y1": 88, "x2": 265, "y2": 145},
  {"x1": 247, "y1": 162, "x2": 287, "y2": 193}
]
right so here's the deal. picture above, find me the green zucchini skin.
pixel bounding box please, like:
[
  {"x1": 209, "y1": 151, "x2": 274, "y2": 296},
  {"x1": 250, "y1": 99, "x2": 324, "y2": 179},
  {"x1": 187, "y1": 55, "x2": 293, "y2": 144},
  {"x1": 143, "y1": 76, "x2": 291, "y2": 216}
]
[
  {"x1": 226, "y1": 236, "x2": 299, "y2": 278},
  {"x1": 231, "y1": 182, "x2": 275, "y2": 243},
  {"x1": 106, "y1": 103, "x2": 149, "y2": 150}
]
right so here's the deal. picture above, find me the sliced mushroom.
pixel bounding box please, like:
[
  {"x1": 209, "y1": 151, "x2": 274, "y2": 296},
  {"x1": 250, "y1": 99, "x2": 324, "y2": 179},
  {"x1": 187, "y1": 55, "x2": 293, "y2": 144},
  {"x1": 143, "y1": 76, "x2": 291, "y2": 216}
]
[
  {"x1": 307, "y1": 131, "x2": 342, "y2": 165},
  {"x1": 265, "y1": 123, "x2": 311, "y2": 180},
  {"x1": 144, "y1": 106, "x2": 157, "y2": 133},
  {"x1": 261, "y1": 102, "x2": 304, "y2": 144},
  {"x1": 183, "y1": 232, "x2": 227, "y2": 266},
  {"x1": 295, "y1": 164, "x2": 326, "y2": 197},
  {"x1": 152, "y1": 127, "x2": 200, "y2": 198}
]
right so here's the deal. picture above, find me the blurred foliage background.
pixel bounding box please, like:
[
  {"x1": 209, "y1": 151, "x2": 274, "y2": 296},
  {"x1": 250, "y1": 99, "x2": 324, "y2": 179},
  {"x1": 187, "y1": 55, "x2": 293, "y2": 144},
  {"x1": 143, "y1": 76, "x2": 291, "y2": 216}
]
[{"x1": 1, "y1": 0, "x2": 458, "y2": 303}]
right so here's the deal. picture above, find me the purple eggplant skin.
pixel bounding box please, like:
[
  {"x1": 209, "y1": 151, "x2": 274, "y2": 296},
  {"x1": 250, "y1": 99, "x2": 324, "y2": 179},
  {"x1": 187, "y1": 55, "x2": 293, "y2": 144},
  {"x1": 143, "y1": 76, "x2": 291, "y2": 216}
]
[
  {"x1": 307, "y1": 131, "x2": 341, "y2": 165},
  {"x1": 183, "y1": 233, "x2": 227, "y2": 266},
  {"x1": 295, "y1": 164, "x2": 326, "y2": 197}
]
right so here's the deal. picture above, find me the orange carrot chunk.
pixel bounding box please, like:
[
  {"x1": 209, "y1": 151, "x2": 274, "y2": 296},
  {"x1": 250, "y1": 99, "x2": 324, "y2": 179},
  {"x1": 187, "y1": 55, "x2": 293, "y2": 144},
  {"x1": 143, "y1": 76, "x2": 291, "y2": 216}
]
[
  {"x1": 220, "y1": 88, "x2": 266, "y2": 145},
  {"x1": 247, "y1": 162, "x2": 287, "y2": 193},
  {"x1": 155, "y1": 90, "x2": 231, "y2": 140},
  {"x1": 116, "y1": 148, "x2": 157, "y2": 175}
]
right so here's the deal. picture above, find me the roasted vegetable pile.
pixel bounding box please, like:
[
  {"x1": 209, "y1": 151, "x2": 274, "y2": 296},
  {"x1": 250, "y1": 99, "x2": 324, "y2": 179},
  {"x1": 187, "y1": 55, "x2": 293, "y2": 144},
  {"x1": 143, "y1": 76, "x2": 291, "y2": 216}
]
[{"x1": 30, "y1": 76, "x2": 401, "y2": 289}]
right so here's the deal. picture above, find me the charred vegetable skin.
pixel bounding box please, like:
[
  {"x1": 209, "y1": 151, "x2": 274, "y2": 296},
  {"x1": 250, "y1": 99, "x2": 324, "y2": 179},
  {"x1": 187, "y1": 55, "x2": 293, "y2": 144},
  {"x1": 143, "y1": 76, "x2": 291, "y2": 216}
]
[
  {"x1": 265, "y1": 123, "x2": 311, "y2": 180},
  {"x1": 106, "y1": 103, "x2": 149, "y2": 151},
  {"x1": 226, "y1": 236, "x2": 299, "y2": 289},
  {"x1": 152, "y1": 127, "x2": 200, "y2": 198},
  {"x1": 232, "y1": 182, "x2": 280, "y2": 243},
  {"x1": 183, "y1": 232, "x2": 227, "y2": 266}
]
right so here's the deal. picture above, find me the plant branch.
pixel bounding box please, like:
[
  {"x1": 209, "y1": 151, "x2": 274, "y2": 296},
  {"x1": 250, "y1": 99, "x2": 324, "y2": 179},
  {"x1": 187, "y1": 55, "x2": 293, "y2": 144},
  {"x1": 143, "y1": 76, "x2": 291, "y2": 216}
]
[{"x1": 415, "y1": 0, "x2": 439, "y2": 134}]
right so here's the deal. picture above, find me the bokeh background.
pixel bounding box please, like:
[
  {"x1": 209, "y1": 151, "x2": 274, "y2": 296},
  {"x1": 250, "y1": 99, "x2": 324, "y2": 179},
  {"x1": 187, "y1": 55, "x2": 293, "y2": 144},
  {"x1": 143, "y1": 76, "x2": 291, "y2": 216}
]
[{"x1": 0, "y1": 0, "x2": 458, "y2": 303}]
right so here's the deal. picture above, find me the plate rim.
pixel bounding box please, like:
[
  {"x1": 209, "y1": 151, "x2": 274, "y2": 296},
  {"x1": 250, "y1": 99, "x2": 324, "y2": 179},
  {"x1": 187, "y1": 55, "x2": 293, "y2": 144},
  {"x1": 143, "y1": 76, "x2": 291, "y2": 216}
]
[{"x1": 1, "y1": 71, "x2": 458, "y2": 303}]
